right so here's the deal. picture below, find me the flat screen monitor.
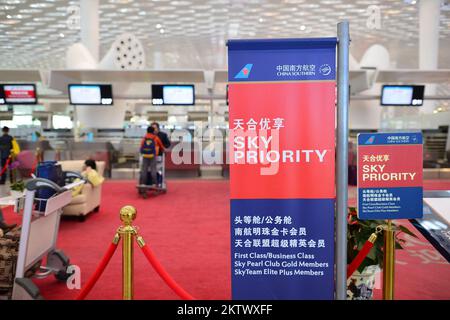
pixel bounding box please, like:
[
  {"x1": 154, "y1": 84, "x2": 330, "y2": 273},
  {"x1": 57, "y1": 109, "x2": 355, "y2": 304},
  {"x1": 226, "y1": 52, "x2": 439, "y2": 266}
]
[
  {"x1": 68, "y1": 84, "x2": 113, "y2": 105},
  {"x1": 0, "y1": 84, "x2": 37, "y2": 105},
  {"x1": 381, "y1": 85, "x2": 424, "y2": 106},
  {"x1": 152, "y1": 84, "x2": 195, "y2": 105}
]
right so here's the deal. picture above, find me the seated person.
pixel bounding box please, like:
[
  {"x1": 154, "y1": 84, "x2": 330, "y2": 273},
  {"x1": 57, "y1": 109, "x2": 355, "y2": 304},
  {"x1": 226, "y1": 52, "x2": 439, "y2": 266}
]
[
  {"x1": 71, "y1": 159, "x2": 104, "y2": 197},
  {"x1": 82, "y1": 159, "x2": 104, "y2": 187}
]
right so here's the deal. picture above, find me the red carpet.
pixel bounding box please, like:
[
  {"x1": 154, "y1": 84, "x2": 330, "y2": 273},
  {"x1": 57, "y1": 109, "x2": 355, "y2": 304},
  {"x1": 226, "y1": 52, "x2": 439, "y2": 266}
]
[
  {"x1": 4, "y1": 180, "x2": 231, "y2": 300},
  {"x1": 2, "y1": 179, "x2": 450, "y2": 300}
]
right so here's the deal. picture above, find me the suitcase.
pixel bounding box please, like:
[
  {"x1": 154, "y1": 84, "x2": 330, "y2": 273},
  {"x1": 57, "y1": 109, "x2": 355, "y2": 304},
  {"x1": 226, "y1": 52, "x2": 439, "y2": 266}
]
[{"x1": 35, "y1": 161, "x2": 64, "y2": 211}]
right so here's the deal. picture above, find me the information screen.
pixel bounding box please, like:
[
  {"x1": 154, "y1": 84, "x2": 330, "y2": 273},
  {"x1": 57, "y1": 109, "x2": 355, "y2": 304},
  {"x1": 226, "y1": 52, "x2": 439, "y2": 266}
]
[
  {"x1": 152, "y1": 84, "x2": 195, "y2": 105},
  {"x1": 0, "y1": 84, "x2": 37, "y2": 104},
  {"x1": 381, "y1": 85, "x2": 424, "y2": 106},
  {"x1": 68, "y1": 84, "x2": 113, "y2": 105}
]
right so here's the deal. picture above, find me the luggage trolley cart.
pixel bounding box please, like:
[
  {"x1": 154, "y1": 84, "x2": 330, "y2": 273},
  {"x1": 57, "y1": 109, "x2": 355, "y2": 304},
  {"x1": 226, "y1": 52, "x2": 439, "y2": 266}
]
[
  {"x1": 136, "y1": 153, "x2": 167, "y2": 199},
  {"x1": 12, "y1": 176, "x2": 85, "y2": 300}
]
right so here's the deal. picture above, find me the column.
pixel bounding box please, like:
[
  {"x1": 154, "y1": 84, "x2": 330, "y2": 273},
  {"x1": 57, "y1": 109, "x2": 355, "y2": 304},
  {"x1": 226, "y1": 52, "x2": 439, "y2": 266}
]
[
  {"x1": 419, "y1": 0, "x2": 441, "y2": 70},
  {"x1": 80, "y1": 0, "x2": 99, "y2": 62},
  {"x1": 153, "y1": 51, "x2": 163, "y2": 69},
  {"x1": 419, "y1": 0, "x2": 441, "y2": 114}
]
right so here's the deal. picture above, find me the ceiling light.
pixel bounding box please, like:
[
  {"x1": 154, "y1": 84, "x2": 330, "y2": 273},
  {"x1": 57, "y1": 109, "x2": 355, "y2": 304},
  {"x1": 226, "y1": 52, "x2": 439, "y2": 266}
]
[
  {"x1": 171, "y1": 1, "x2": 191, "y2": 5},
  {"x1": 300, "y1": 25, "x2": 306, "y2": 31},
  {"x1": 59, "y1": 33, "x2": 64, "y2": 37},
  {"x1": 30, "y1": 3, "x2": 54, "y2": 8},
  {"x1": 191, "y1": 4, "x2": 211, "y2": 10},
  {"x1": 19, "y1": 8, "x2": 42, "y2": 13},
  {"x1": 109, "y1": 0, "x2": 133, "y2": 3},
  {"x1": 2, "y1": 0, "x2": 25, "y2": 4},
  {"x1": 1, "y1": 19, "x2": 20, "y2": 24},
  {"x1": 154, "y1": 5, "x2": 175, "y2": 11},
  {"x1": 259, "y1": 18, "x2": 264, "y2": 23},
  {"x1": 119, "y1": 7, "x2": 138, "y2": 13},
  {"x1": 160, "y1": 28, "x2": 165, "y2": 33},
  {"x1": 33, "y1": 17, "x2": 56, "y2": 22},
  {"x1": 156, "y1": 23, "x2": 162, "y2": 29},
  {"x1": 0, "y1": 5, "x2": 15, "y2": 10}
]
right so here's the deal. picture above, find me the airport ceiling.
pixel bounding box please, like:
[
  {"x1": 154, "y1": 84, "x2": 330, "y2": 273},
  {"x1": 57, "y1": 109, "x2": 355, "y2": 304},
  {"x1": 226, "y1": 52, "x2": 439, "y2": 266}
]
[{"x1": 0, "y1": 0, "x2": 449, "y2": 70}]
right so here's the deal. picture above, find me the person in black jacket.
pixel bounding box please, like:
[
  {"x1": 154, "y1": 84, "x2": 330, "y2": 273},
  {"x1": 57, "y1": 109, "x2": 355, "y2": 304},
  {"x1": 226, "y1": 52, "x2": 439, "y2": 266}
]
[
  {"x1": 150, "y1": 122, "x2": 171, "y2": 155},
  {"x1": 0, "y1": 126, "x2": 13, "y2": 185}
]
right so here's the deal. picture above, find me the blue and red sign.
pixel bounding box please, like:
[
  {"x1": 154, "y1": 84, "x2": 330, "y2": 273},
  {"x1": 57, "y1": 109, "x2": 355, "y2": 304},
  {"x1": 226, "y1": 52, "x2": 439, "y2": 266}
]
[
  {"x1": 228, "y1": 38, "x2": 336, "y2": 300},
  {"x1": 357, "y1": 132, "x2": 423, "y2": 220}
]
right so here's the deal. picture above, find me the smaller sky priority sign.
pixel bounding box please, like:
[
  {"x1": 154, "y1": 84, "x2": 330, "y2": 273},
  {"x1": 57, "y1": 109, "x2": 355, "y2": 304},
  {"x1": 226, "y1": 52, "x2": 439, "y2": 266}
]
[{"x1": 357, "y1": 132, "x2": 423, "y2": 220}]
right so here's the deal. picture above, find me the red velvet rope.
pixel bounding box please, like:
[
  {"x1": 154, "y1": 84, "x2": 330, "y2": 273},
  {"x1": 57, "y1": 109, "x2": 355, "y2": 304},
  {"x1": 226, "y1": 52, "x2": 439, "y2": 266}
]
[
  {"x1": 74, "y1": 227, "x2": 374, "y2": 299},
  {"x1": 28, "y1": 156, "x2": 39, "y2": 177},
  {"x1": 75, "y1": 241, "x2": 119, "y2": 300},
  {"x1": 140, "y1": 244, "x2": 195, "y2": 300},
  {"x1": 347, "y1": 239, "x2": 375, "y2": 279},
  {"x1": 0, "y1": 156, "x2": 11, "y2": 177}
]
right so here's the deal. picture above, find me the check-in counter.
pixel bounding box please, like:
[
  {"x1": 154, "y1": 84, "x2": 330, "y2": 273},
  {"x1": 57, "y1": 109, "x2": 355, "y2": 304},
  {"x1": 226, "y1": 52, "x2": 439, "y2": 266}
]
[
  {"x1": 18, "y1": 139, "x2": 116, "y2": 177},
  {"x1": 165, "y1": 141, "x2": 201, "y2": 176},
  {"x1": 423, "y1": 168, "x2": 450, "y2": 180},
  {"x1": 111, "y1": 141, "x2": 202, "y2": 179},
  {"x1": 424, "y1": 168, "x2": 440, "y2": 180},
  {"x1": 68, "y1": 141, "x2": 117, "y2": 177},
  {"x1": 17, "y1": 140, "x2": 54, "y2": 163},
  {"x1": 440, "y1": 168, "x2": 450, "y2": 179},
  {"x1": 17, "y1": 140, "x2": 53, "y2": 154}
]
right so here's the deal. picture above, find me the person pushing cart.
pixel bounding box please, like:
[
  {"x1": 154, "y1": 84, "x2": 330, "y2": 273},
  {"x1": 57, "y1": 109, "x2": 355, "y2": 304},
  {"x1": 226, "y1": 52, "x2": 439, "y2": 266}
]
[
  {"x1": 137, "y1": 126, "x2": 167, "y2": 197},
  {"x1": 150, "y1": 122, "x2": 171, "y2": 152}
]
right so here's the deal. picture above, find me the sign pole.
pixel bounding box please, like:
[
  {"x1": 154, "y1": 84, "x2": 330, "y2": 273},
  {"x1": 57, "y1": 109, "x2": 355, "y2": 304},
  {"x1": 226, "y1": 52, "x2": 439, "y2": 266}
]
[
  {"x1": 383, "y1": 220, "x2": 395, "y2": 300},
  {"x1": 336, "y1": 21, "x2": 350, "y2": 300}
]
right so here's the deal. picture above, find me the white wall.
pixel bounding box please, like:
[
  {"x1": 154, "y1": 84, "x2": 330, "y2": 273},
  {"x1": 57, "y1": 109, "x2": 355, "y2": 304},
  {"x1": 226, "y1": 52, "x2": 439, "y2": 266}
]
[
  {"x1": 75, "y1": 83, "x2": 133, "y2": 129},
  {"x1": 348, "y1": 44, "x2": 390, "y2": 130}
]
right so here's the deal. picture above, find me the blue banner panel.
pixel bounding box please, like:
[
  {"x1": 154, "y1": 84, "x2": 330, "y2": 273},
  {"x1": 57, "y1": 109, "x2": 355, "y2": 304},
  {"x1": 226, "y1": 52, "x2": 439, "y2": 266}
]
[
  {"x1": 230, "y1": 199, "x2": 335, "y2": 300},
  {"x1": 358, "y1": 187, "x2": 423, "y2": 220},
  {"x1": 228, "y1": 38, "x2": 337, "y2": 82},
  {"x1": 357, "y1": 132, "x2": 423, "y2": 146}
]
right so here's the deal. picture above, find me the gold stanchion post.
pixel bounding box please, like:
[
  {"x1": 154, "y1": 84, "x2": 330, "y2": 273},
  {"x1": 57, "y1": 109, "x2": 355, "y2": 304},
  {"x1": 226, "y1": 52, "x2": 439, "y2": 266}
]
[
  {"x1": 383, "y1": 220, "x2": 395, "y2": 300},
  {"x1": 118, "y1": 205, "x2": 138, "y2": 300}
]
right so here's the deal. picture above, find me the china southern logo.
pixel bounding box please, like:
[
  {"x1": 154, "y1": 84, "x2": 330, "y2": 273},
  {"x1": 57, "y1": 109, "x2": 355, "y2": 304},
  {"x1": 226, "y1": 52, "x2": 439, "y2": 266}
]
[
  {"x1": 319, "y1": 64, "x2": 332, "y2": 76},
  {"x1": 365, "y1": 136, "x2": 376, "y2": 144},
  {"x1": 234, "y1": 64, "x2": 253, "y2": 79}
]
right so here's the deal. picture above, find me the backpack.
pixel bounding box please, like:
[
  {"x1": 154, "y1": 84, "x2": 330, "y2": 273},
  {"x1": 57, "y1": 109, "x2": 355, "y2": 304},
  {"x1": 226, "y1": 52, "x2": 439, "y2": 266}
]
[{"x1": 140, "y1": 136, "x2": 156, "y2": 159}]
